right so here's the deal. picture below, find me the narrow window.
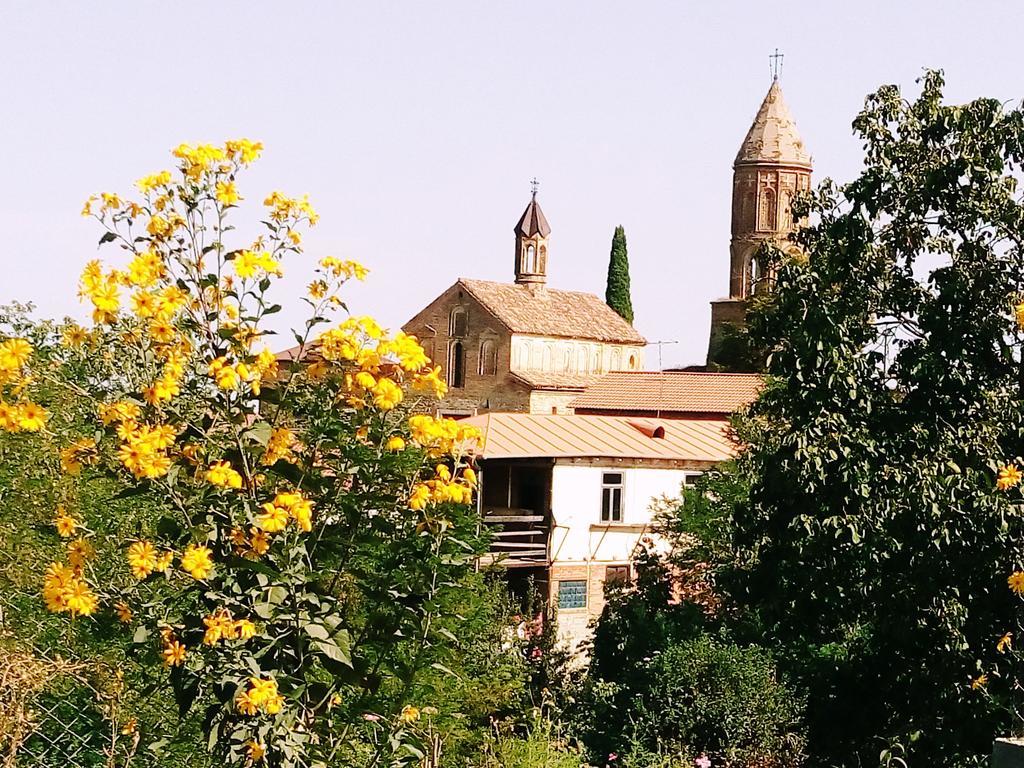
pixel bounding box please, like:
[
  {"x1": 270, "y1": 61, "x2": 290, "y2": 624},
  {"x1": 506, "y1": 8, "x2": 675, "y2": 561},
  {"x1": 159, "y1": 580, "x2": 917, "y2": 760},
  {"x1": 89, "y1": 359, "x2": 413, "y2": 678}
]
[
  {"x1": 525, "y1": 244, "x2": 536, "y2": 273},
  {"x1": 449, "y1": 307, "x2": 468, "y2": 338},
  {"x1": 448, "y1": 341, "x2": 465, "y2": 388},
  {"x1": 479, "y1": 339, "x2": 497, "y2": 376},
  {"x1": 558, "y1": 580, "x2": 587, "y2": 610},
  {"x1": 605, "y1": 565, "x2": 630, "y2": 586},
  {"x1": 758, "y1": 187, "x2": 777, "y2": 231},
  {"x1": 601, "y1": 472, "x2": 623, "y2": 523}
]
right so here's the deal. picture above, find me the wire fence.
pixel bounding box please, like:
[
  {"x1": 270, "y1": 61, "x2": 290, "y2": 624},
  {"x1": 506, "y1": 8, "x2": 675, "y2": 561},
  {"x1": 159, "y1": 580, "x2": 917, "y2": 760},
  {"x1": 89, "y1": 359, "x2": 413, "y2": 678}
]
[{"x1": 0, "y1": 587, "x2": 206, "y2": 768}]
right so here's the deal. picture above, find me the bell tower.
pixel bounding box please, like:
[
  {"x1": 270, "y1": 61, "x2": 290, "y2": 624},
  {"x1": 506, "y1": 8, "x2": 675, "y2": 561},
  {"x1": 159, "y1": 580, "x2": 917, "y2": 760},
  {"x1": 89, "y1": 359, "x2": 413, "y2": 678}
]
[
  {"x1": 514, "y1": 180, "x2": 550, "y2": 287},
  {"x1": 708, "y1": 72, "x2": 812, "y2": 366}
]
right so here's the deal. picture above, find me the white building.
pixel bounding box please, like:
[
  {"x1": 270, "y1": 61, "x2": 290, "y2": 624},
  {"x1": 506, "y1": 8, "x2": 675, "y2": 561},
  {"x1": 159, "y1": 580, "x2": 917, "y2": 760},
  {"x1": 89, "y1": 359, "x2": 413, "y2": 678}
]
[{"x1": 464, "y1": 413, "x2": 737, "y2": 652}]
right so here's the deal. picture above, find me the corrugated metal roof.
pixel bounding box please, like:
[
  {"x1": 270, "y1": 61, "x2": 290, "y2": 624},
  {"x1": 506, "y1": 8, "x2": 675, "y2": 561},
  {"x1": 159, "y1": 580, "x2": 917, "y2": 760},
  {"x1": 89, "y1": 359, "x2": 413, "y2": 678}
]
[
  {"x1": 570, "y1": 371, "x2": 762, "y2": 414},
  {"x1": 463, "y1": 413, "x2": 738, "y2": 463}
]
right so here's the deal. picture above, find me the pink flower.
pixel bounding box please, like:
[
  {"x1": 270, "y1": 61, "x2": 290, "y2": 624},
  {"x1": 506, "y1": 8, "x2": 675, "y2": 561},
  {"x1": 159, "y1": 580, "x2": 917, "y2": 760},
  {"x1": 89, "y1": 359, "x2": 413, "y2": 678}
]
[{"x1": 695, "y1": 755, "x2": 711, "y2": 768}]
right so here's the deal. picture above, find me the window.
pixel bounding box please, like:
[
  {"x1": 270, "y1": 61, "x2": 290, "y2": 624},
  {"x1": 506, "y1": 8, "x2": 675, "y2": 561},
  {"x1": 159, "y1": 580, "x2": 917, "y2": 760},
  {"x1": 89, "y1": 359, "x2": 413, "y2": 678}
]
[
  {"x1": 558, "y1": 580, "x2": 587, "y2": 610},
  {"x1": 601, "y1": 472, "x2": 623, "y2": 523},
  {"x1": 683, "y1": 472, "x2": 703, "y2": 488},
  {"x1": 605, "y1": 565, "x2": 630, "y2": 586},
  {"x1": 479, "y1": 339, "x2": 497, "y2": 376},
  {"x1": 448, "y1": 341, "x2": 465, "y2": 388},
  {"x1": 758, "y1": 187, "x2": 777, "y2": 231},
  {"x1": 449, "y1": 307, "x2": 467, "y2": 338},
  {"x1": 524, "y1": 244, "x2": 537, "y2": 273}
]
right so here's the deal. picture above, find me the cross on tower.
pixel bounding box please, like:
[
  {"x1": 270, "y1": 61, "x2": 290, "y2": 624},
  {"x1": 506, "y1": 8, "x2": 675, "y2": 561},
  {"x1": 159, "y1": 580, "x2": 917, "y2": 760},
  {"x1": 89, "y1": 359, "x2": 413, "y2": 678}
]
[
  {"x1": 769, "y1": 48, "x2": 784, "y2": 81},
  {"x1": 530, "y1": 177, "x2": 539, "y2": 199}
]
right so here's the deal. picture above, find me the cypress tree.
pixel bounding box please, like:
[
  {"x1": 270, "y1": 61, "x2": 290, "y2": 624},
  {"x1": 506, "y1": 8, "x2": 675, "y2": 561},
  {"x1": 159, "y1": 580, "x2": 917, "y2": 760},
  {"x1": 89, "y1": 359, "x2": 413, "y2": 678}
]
[{"x1": 605, "y1": 225, "x2": 634, "y2": 324}]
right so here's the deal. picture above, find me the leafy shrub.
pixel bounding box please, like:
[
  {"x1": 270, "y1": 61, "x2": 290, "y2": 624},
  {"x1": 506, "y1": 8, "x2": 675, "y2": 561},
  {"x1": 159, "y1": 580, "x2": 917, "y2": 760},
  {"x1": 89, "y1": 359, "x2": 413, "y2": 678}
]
[{"x1": 624, "y1": 636, "x2": 805, "y2": 768}]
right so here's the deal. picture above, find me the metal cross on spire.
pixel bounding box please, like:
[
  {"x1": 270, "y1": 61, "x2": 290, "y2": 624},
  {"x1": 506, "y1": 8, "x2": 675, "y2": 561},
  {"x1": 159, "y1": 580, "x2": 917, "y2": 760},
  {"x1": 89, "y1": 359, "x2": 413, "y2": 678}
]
[
  {"x1": 769, "y1": 48, "x2": 784, "y2": 81},
  {"x1": 530, "y1": 177, "x2": 539, "y2": 199}
]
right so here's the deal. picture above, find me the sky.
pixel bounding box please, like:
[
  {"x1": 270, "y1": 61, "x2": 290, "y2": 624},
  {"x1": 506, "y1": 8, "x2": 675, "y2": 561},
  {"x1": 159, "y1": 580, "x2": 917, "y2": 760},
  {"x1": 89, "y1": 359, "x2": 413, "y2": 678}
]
[{"x1": 2, "y1": 1, "x2": 1023, "y2": 368}]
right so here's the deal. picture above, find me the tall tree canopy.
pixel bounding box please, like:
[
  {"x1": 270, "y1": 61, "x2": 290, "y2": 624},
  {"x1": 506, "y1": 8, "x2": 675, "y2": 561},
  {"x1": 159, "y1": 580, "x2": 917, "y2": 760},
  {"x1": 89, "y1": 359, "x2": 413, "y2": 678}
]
[
  {"x1": 721, "y1": 70, "x2": 1024, "y2": 766},
  {"x1": 605, "y1": 225, "x2": 634, "y2": 324}
]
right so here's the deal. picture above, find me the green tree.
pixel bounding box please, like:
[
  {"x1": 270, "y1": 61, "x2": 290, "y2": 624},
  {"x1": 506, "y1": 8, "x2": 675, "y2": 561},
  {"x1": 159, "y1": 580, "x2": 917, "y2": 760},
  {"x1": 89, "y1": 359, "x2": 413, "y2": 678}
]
[
  {"x1": 605, "y1": 226, "x2": 634, "y2": 324},
  {"x1": 712, "y1": 70, "x2": 1024, "y2": 766}
]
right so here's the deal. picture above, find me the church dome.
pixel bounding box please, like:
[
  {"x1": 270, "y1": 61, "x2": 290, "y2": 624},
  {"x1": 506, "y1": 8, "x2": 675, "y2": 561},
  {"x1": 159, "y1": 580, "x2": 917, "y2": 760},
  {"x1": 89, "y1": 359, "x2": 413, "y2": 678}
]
[{"x1": 735, "y1": 79, "x2": 812, "y2": 169}]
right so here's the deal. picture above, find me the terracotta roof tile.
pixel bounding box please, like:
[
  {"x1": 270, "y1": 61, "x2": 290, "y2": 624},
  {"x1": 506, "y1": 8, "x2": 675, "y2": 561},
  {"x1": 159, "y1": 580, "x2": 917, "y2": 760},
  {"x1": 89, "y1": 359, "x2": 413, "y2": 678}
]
[
  {"x1": 570, "y1": 371, "x2": 762, "y2": 415},
  {"x1": 463, "y1": 413, "x2": 737, "y2": 463},
  {"x1": 458, "y1": 279, "x2": 646, "y2": 344},
  {"x1": 510, "y1": 371, "x2": 603, "y2": 391}
]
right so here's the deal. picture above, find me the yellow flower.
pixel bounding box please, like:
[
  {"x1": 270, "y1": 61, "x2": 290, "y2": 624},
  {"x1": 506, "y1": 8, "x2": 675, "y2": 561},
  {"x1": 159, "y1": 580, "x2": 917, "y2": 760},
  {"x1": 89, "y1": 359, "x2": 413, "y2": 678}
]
[
  {"x1": 256, "y1": 502, "x2": 289, "y2": 533},
  {"x1": 136, "y1": 170, "x2": 172, "y2": 194},
  {"x1": 215, "y1": 180, "x2": 240, "y2": 206},
  {"x1": 206, "y1": 461, "x2": 243, "y2": 489},
  {"x1": 0, "y1": 338, "x2": 32, "y2": 372},
  {"x1": 203, "y1": 609, "x2": 237, "y2": 645},
  {"x1": 998, "y1": 632, "x2": 1013, "y2": 653},
  {"x1": 17, "y1": 402, "x2": 48, "y2": 432},
  {"x1": 61, "y1": 438, "x2": 98, "y2": 474},
  {"x1": 1009, "y1": 571, "x2": 1024, "y2": 595},
  {"x1": 386, "y1": 435, "x2": 406, "y2": 452},
  {"x1": 62, "y1": 324, "x2": 89, "y2": 347},
  {"x1": 225, "y1": 139, "x2": 263, "y2": 164},
  {"x1": 971, "y1": 673, "x2": 988, "y2": 690},
  {"x1": 54, "y1": 511, "x2": 79, "y2": 538},
  {"x1": 67, "y1": 538, "x2": 94, "y2": 568},
  {"x1": 42, "y1": 563, "x2": 98, "y2": 616},
  {"x1": 372, "y1": 378, "x2": 403, "y2": 411},
  {"x1": 249, "y1": 528, "x2": 270, "y2": 556},
  {"x1": 127, "y1": 541, "x2": 159, "y2": 579},
  {"x1": 263, "y1": 427, "x2": 296, "y2": 465},
  {"x1": 154, "y1": 550, "x2": 174, "y2": 572},
  {"x1": 409, "y1": 484, "x2": 431, "y2": 511},
  {"x1": 235, "y1": 619, "x2": 257, "y2": 640},
  {"x1": 998, "y1": 464, "x2": 1022, "y2": 491},
  {"x1": 162, "y1": 640, "x2": 186, "y2": 667},
  {"x1": 246, "y1": 741, "x2": 266, "y2": 762},
  {"x1": 399, "y1": 705, "x2": 420, "y2": 724},
  {"x1": 181, "y1": 544, "x2": 214, "y2": 580},
  {"x1": 0, "y1": 402, "x2": 20, "y2": 432},
  {"x1": 115, "y1": 601, "x2": 133, "y2": 624}
]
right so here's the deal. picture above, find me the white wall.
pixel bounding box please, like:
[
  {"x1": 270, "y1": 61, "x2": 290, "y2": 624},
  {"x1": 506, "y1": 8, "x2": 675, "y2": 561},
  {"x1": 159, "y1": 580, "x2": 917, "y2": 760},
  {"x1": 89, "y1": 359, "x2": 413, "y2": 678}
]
[
  {"x1": 509, "y1": 335, "x2": 644, "y2": 375},
  {"x1": 548, "y1": 464, "x2": 691, "y2": 563}
]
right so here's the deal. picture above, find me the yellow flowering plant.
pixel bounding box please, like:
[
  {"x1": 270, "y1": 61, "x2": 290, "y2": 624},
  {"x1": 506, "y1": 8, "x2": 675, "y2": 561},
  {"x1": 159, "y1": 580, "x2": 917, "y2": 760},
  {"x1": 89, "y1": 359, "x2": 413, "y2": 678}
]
[{"x1": 14, "y1": 141, "x2": 485, "y2": 767}]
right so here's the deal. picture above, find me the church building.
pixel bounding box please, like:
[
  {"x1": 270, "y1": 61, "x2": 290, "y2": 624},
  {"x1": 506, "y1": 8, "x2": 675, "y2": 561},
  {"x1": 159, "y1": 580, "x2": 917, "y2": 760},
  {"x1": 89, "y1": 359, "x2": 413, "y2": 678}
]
[
  {"x1": 403, "y1": 191, "x2": 646, "y2": 417},
  {"x1": 707, "y1": 76, "x2": 812, "y2": 366}
]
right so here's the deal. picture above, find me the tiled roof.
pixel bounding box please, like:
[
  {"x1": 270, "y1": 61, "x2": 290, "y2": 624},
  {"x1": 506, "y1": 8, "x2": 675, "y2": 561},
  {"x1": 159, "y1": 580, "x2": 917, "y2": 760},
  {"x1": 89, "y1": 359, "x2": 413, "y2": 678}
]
[
  {"x1": 459, "y1": 279, "x2": 646, "y2": 345},
  {"x1": 463, "y1": 413, "x2": 737, "y2": 463},
  {"x1": 510, "y1": 371, "x2": 603, "y2": 391},
  {"x1": 514, "y1": 197, "x2": 551, "y2": 237},
  {"x1": 570, "y1": 371, "x2": 762, "y2": 415},
  {"x1": 735, "y1": 79, "x2": 811, "y2": 169}
]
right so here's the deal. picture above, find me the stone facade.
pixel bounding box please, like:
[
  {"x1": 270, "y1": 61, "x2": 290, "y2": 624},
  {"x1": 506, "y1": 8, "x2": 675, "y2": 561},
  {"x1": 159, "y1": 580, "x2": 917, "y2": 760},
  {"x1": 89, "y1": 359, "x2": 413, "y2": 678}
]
[
  {"x1": 403, "y1": 194, "x2": 646, "y2": 416},
  {"x1": 708, "y1": 78, "x2": 812, "y2": 366}
]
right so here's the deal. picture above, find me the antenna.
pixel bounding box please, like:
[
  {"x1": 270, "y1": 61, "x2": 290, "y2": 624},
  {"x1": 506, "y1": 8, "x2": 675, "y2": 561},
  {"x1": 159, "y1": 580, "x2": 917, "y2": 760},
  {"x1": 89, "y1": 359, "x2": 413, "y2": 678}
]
[
  {"x1": 647, "y1": 340, "x2": 679, "y2": 419},
  {"x1": 530, "y1": 177, "x2": 539, "y2": 199}
]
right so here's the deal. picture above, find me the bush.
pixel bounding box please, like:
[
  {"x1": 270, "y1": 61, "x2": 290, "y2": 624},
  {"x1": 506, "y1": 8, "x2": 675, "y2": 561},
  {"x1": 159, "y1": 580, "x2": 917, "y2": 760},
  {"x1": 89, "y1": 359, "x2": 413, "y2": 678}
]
[{"x1": 624, "y1": 636, "x2": 805, "y2": 768}]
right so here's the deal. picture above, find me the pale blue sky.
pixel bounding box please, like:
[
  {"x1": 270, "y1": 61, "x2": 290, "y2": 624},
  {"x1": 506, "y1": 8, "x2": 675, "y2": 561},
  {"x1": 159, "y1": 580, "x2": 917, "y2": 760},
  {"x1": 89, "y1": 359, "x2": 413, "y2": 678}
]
[{"x1": 2, "y1": 1, "x2": 1021, "y2": 367}]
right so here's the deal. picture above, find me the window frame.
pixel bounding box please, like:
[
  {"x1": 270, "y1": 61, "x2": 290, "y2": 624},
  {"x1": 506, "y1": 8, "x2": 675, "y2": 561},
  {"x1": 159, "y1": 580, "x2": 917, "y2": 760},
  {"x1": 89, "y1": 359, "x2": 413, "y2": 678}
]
[
  {"x1": 448, "y1": 340, "x2": 465, "y2": 388},
  {"x1": 605, "y1": 564, "x2": 630, "y2": 586},
  {"x1": 600, "y1": 471, "x2": 624, "y2": 523}
]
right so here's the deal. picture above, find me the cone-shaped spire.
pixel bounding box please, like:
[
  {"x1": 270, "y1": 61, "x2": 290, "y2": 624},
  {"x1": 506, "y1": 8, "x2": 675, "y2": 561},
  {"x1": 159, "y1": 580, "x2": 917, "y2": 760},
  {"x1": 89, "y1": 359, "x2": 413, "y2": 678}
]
[
  {"x1": 735, "y1": 79, "x2": 811, "y2": 169},
  {"x1": 514, "y1": 194, "x2": 551, "y2": 238}
]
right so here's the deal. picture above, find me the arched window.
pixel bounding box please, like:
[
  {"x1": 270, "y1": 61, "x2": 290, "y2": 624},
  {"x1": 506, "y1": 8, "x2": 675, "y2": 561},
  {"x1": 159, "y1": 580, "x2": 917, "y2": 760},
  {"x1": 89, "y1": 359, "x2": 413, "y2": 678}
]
[
  {"x1": 542, "y1": 346, "x2": 552, "y2": 371},
  {"x1": 628, "y1": 354, "x2": 637, "y2": 370},
  {"x1": 591, "y1": 349, "x2": 600, "y2": 374},
  {"x1": 449, "y1": 306, "x2": 467, "y2": 337},
  {"x1": 758, "y1": 187, "x2": 777, "y2": 231},
  {"x1": 563, "y1": 349, "x2": 572, "y2": 371},
  {"x1": 610, "y1": 348, "x2": 621, "y2": 370},
  {"x1": 539, "y1": 245, "x2": 547, "y2": 273},
  {"x1": 748, "y1": 255, "x2": 763, "y2": 296},
  {"x1": 525, "y1": 244, "x2": 537, "y2": 273},
  {"x1": 479, "y1": 339, "x2": 497, "y2": 376},
  {"x1": 448, "y1": 341, "x2": 465, "y2": 388}
]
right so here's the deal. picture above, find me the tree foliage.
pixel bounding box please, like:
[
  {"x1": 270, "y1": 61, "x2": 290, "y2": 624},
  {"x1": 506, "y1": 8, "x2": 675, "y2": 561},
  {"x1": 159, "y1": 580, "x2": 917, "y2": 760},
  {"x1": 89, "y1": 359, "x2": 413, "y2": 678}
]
[
  {"x1": 718, "y1": 70, "x2": 1024, "y2": 766},
  {"x1": 0, "y1": 141, "x2": 499, "y2": 768},
  {"x1": 605, "y1": 225, "x2": 634, "y2": 325}
]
